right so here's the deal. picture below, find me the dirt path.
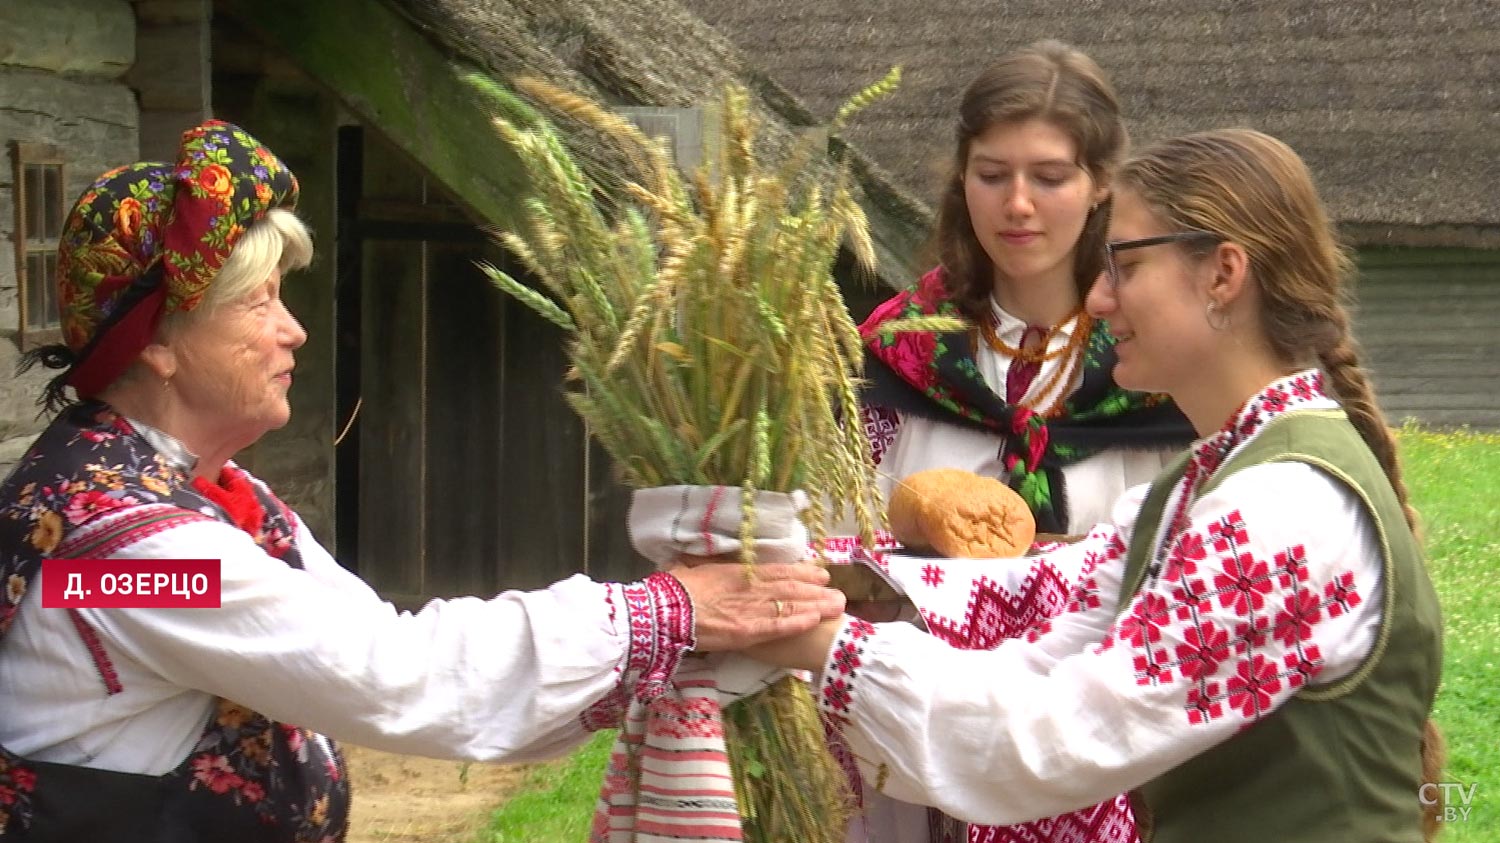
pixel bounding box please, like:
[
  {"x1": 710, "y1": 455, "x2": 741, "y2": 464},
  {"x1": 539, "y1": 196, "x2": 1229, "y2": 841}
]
[{"x1": 342, "y1": 744, "x2": 533, "y2": 842}]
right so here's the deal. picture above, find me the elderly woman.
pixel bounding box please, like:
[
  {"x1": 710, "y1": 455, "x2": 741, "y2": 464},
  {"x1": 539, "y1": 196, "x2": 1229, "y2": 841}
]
[{"x1": 0, "y1": 121, "x2": 843, "y2": 842}]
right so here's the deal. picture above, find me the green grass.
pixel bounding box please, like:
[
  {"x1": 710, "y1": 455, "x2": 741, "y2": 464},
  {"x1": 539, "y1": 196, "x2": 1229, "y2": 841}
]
[
  {"x1": 1398, "y1": 424, "x2": 1500, "y2": 841},
  {"x1": 476, "y1": 426, "x2": 1500, "y2": 842},
  {"x1": 475, "y1": 731, "x2": 613, "y2": 842}
]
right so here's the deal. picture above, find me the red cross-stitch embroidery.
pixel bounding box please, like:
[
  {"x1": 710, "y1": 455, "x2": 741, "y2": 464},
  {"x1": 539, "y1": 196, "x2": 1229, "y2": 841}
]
[
  {"x1": 1108, "y1": 508, "x2": 1356, "y2": 726},
  {"x1": 1069, "y1": 526, "x2": 1125, "y2": 613},
  {"x1": 647, "y1": 696, "x2": 725, "y2": 740},
  {"x1": 820, "y1": 619, "x2": 875, "y2": 724},
  {"x1": 1098, "y1": 371, "x2": 1354, "y2": 726},
  {"x1": 1324, "y1": 571, "x2": 1362, "y2": 616},
  {"x1": 923, "y1": 563, "x2": 1073, "y2": 651},
  {"x1": 966, "y1": 793, "x2": 1137, "y2": 843},
  {"x1": 823, "y1": 678, "x2": 854, "y2": 715},
  {"x1": 862, "y1": 405, "x2": 902, "y2": 468},
  {"x1": 1227, "y1": 653, "x2": 1283, "y2": 719},
  {"x1": 1020, "y1": 526, "x2": 1126, "y2": 644},
  {"x1": 832, "y1": 639, "x2": 864, "y2": 675}
]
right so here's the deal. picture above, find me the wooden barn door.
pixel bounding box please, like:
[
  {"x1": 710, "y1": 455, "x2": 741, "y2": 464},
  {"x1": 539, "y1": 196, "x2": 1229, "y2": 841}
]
[{"x1": 336, "y1": 127, "x2": 637, "y2": 603}]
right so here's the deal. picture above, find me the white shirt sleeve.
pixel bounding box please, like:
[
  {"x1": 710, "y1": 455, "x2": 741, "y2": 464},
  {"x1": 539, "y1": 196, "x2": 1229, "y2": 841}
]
[
  {"x1": 1, "y1": 515, "x2": 680, "y2": 773},
  {"x1": 816, "y1": 461, "x2": 1383, "y2": 826}
]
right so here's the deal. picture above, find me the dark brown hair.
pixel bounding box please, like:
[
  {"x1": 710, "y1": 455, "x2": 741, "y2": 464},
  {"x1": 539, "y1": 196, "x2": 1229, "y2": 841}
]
[{"x1": 933, "y1": 40, "x2": 1127, "y2": 322}]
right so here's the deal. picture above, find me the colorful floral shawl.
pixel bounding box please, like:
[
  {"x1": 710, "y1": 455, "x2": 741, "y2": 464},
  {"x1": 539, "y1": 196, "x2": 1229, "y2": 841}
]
[
  {"x1": 0, "y1": 402, "x2": 348, "y2": 842},
  {"x1": 861, "y1": 267, "x2": 1194, "y2": 534}
]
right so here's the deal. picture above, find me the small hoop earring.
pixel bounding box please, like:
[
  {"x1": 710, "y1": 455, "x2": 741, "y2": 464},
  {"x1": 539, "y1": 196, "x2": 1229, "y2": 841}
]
[{"x1": 1205, "y1": 300, "x2": 1231, "y2": 331}]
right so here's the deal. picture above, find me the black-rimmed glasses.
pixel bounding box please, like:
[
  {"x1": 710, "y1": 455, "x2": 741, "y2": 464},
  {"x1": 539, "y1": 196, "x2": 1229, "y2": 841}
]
[{"x1": 1104, "y1": 231, "x2": 1224, "y2": 287}]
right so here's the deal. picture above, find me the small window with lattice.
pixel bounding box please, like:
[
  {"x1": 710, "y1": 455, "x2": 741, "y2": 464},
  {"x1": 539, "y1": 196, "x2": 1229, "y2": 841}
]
[{"x1": 11, "y1": 142, "x2": 66, "y2": 349}]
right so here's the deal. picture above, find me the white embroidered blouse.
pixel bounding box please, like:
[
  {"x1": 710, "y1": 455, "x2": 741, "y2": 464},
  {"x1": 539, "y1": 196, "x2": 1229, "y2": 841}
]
[
  {"x1": 818, "y1": 371, "x2": 1385, "y2": 826},
  {"x1": 0, "y1": 422, "x2": 691, "y2": 775}
]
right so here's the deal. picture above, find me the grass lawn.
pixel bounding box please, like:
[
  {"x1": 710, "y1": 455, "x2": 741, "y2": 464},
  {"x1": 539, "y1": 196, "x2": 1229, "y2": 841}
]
[
  {"x1": 476, "y1": 731, "x2": 613, "y2": 842},
  {"x1": 476, "y1": 425, "x2": 1500, "y2": 842},
  {"x1": 1397, "y1": 424, "x2": 1500, "y2": 841}
]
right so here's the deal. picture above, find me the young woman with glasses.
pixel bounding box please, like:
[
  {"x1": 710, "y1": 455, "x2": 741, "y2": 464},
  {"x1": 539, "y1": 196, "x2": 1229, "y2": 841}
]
[
  {"x1": 777, "y1": 128, "x2": 1444, "y2": 843},
  {"x1": 833, "y1": 40, "x2": 1192, "y2": 843}
]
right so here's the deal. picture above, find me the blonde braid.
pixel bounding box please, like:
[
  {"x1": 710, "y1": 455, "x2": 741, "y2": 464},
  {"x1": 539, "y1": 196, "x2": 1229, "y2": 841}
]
[
  {"x1": 1318, "y1": 309, "x2": 1442, "y2": 843},
  {"x1": 1420, "y1": 719, "x2": 1447, "y2": 842},
  {"x1": 1315, "y1": 327, "x2": 1419, "y2": 535}
]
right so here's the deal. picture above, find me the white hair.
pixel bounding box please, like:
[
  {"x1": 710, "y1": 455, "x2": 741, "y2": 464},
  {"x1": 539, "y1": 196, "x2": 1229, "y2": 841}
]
[
  {"x1": 199, "y1": 207, "x2": 314, "y2": 310},
  {"x1": 103, "y1": 209, "x2": 312, "y2": 395},
  {"x1": 156, "y1": 208, "x2": 311, "y2": 342}
]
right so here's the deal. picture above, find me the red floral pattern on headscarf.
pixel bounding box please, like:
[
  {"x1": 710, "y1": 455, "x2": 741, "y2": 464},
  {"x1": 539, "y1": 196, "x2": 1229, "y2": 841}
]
[{"x1": 54, "y1": 121, "x2": 298, "y2": 397}]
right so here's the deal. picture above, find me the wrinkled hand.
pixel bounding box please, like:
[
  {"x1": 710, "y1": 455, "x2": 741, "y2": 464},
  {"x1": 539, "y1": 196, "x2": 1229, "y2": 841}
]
[{"x1": 669, "y1": 560, "x2": 846, "y2": 653}]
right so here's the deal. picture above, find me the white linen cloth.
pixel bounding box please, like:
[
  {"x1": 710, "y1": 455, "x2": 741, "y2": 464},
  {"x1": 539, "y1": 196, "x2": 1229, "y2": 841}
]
[
  {"x1": 629, "y1": 485, "x2": 810, "y2": 567},
  {"x1": 593, "y1": 485, "x2": 809, "y2": 843}
]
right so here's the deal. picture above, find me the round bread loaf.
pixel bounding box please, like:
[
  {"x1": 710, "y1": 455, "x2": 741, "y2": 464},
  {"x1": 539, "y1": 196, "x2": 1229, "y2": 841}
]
[{"x1": 887, "y1": 467, "x2": 1036, "y2": 558}]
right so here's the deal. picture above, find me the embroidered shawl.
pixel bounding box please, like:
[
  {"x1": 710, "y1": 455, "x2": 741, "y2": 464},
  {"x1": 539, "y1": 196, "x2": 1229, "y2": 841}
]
[{"x1": 861, "y1": 267, "x2": 1194, "y2": 533}]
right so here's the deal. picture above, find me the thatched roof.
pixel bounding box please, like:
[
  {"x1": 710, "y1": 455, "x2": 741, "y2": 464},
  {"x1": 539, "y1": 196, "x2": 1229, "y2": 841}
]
[
  {"x1": 382, "y1": 0, "x2": 934, "y2": 280},
  {"x1": 681, "y1": 0, "x2": 1500, "y2": 246}
]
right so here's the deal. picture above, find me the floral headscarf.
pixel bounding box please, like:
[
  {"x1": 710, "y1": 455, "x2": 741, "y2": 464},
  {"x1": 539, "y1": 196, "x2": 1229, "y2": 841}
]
[{"x1": 27, "y1": 120, "x2": 298, "y2": 408}]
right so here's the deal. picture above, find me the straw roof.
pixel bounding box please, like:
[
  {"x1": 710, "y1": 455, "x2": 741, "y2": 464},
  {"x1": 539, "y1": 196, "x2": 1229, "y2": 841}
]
[
  {"x1": 387, "y1": 0, "x2": 934, "y2": 279},
  {"x1": 681, "y1": 0, "x2": 1500, "y2": 244}
]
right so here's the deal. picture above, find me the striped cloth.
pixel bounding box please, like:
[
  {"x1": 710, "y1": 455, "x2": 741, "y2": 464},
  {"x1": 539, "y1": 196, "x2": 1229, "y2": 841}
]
[
  {"x1": 592, "y1": 663, "x2": 774, "y2": 842},
  {"x1": 595, "y1": 487, "x2": 804, "y2": 842}
]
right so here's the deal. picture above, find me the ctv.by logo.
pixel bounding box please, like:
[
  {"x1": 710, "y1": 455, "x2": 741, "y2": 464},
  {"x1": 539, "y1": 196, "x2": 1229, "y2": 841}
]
[{"x1": 1420, "y1": 782, "x2": 1478, "y2": 823}]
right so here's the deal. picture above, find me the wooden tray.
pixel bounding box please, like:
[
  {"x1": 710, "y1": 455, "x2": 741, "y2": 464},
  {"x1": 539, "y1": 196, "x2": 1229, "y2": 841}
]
[{"x1": 826, "y1": 561, "x2": 904, "y2": 602}]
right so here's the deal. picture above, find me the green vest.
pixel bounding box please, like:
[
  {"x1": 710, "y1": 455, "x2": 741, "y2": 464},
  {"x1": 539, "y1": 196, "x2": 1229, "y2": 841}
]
[{"x1": 1118, "y1": 410, "x2": 1442, "y2": 843}]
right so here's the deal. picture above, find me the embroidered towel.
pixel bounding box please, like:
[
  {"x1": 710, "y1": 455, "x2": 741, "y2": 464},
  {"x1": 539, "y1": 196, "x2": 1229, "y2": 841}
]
[{"x1": 592, "y1": 486, "x2": 806, "y2": 842}]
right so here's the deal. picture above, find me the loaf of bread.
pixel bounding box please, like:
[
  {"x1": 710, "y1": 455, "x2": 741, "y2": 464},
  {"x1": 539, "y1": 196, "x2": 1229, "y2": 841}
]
[{"x1": 887, "y1": 468, "x2": 1036, "y2": 558}]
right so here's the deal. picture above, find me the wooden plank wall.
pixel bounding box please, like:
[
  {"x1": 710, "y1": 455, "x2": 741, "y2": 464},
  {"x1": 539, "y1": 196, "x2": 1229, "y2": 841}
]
[
  {"x1": 353, "y1": 128, "x2": 615, "y2": 598},
  {"x1": 357, "y1": 236, "x2": 427, "y2": 595},
  {"x1": 1355, "y1": 248, "x2": 1500, "y2": 429},
  {"x1": 423, "y1": 243, "x2": 509, "y2": 595},
  {"x1": 493, "y1": 294, "x2": 594, "y2": 592}
]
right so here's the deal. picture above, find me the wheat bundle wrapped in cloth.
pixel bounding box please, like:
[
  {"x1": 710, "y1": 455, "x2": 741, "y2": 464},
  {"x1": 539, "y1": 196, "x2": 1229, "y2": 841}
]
[
  {"x1": 467, "y1": 69, "x2": 902, "y2": 842},
  {"x1": 609, "y1": 487, "x2": 807, "y2": 842}
]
